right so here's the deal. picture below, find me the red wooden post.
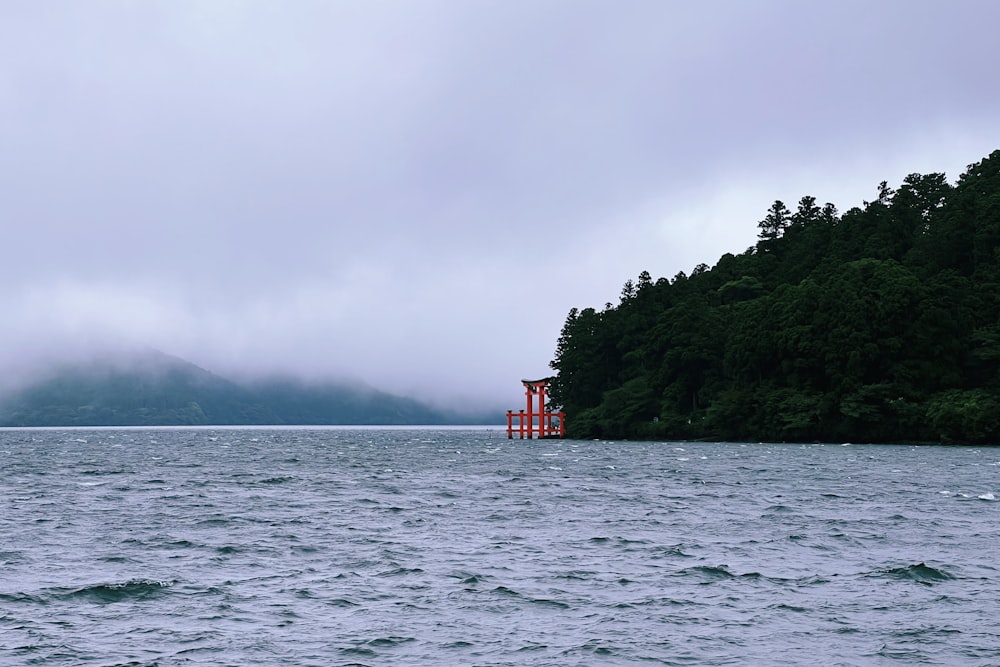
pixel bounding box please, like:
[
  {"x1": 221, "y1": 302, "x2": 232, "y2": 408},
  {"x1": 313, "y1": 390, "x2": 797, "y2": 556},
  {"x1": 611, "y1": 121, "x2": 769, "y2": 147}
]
[
  {"x1": 508, "y1": 378, "x2": 564, "y2": 439},
  {"x1": 536, "y1": 383, "x2": 545, "y2": 437},
  {"x1": 525, "y1": 382, "x2": 534, "y2": 439}
]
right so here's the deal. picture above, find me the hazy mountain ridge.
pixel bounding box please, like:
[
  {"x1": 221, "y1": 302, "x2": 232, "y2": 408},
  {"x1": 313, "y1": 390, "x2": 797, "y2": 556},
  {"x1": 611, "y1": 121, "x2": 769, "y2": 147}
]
[{"x1": 0, "y1": 349, "x2": 497, "y2": 426}]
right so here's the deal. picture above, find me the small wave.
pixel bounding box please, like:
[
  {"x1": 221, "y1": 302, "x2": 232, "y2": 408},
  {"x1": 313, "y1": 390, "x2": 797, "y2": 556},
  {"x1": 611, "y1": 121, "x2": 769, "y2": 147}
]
[
  {"x1": 55, "y1": 578, "x2": 173, "y2": 603},
  {"x1": 98, "y1": 555, "x2": 136, "y2": 564},
  {"x1": 367, "y1": 636, "x2": 416, "y2": 647},
  {"x1": 876, "y1": 644, "x2": 930, "y2": 661},
  {"x1": 490, "y1": 585, "x2": 569, "y2": 609},
  {"x1": 259, "y1": 476, "x2": 295, "y2": 485},
  {"x1": 572, "y1": 641, "x2": 618, "y2": 656},
  {"x1": 586, "y1": 535, "x2": 651, "y2": 550},
  {"x1": 449, "y1": 571, "x2": 487, "y2": 585},
  {"x1": 680, "y1": 565, "x2": 735, "y2": 581},
  {"x1": 377, "y1": 567, "x2": 424, "y2": 577},
  {"x1": 874, "y1": 563, "x2": 956, "y2": 585},
  {"x1": 0, "y1": 550, "x2": 26, "y2": 564},
  {"x1": 517, "y1": 643, "x2": 549, "y2": 652},
  {"x1": 893, "y1": 625, "x2": 962, "y2": 638},
  {"x1": 529, "y1": 597, "x2": 570, "y2": 609},
  {"x1": 327, "y1": 597, "x2": 360, "y2": 607},
  {"x1": 81, "y1": 468, "x2": 124, "y2": 476},
  {"x1": 651, "y1": 544, "x2": 692, "y2": 558},
  {"x1": 196, "y1": 518, "x2": 231, "y2": 527},
  {"x1": 0, "y1": 591, "x2": 46, "y2": 604},
  {"x1": 764, "y1": 504, "x2": 793, "y2": 513},
  {"x1": 165, "y1": 539, "x2": 198, "y2": 549}
]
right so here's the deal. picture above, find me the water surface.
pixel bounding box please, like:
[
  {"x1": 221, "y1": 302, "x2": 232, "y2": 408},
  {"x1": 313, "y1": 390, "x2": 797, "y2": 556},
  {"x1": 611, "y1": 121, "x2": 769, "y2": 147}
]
[{"x1": 1, "y1": 428, "x2": 998, "y2": 665}]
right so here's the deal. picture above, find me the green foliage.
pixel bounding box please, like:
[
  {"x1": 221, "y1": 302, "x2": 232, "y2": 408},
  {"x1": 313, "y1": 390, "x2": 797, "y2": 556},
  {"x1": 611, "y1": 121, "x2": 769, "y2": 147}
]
[
  {"x1": 550, "y1": 150, "x2": 1000, "y2": 444},
  {"x1": 925, "y1": 390, "x2": 1000, "y2": 443}
]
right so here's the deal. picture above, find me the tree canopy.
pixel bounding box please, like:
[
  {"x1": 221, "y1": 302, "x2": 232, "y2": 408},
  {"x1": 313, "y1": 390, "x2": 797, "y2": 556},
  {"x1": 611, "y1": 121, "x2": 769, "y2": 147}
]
[{"x1": 549, "y1": 150, "x2": 1000, "y2": 444}]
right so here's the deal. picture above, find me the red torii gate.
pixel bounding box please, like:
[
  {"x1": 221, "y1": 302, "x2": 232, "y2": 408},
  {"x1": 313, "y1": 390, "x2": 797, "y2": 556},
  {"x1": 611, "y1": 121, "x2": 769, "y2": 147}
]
[{"x1": 506, "y1": 378, "x2": 565, "y2": 439}]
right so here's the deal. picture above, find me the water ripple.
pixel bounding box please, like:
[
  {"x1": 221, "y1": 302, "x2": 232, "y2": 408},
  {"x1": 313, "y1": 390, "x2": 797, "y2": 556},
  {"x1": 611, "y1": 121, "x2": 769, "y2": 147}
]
[{"x1": 1, "y1": 429, "x2": 998, "y2": 664}]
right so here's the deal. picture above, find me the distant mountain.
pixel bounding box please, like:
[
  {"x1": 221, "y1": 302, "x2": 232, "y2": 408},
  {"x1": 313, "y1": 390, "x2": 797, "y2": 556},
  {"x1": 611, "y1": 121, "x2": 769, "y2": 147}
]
[{"x1": 0, "y1": 349, "x2": 497, "y2": 427}]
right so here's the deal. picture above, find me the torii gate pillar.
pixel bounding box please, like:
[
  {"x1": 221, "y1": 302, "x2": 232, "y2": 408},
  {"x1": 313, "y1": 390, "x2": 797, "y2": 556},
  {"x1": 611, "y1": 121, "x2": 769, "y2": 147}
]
[{"x1": 506, "y1": 378, "x2": 565, "y2": 439}]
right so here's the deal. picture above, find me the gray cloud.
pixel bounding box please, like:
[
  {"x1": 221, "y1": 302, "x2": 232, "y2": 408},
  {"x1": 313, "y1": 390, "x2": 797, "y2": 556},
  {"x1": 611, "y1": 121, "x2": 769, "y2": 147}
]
[{"x1": 3, "y1": 1, "x2": 1000, "y2": 409}]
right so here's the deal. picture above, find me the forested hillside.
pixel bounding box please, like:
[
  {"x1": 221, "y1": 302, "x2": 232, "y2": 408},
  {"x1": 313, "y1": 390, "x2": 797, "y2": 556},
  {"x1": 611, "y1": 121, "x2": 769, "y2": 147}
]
[
  {"x1": 549, "y1": 150, "x2": 1000, "y2": 444},
  {"x1": 0, "y1": 350, "x2": 492, "y2": 426}
]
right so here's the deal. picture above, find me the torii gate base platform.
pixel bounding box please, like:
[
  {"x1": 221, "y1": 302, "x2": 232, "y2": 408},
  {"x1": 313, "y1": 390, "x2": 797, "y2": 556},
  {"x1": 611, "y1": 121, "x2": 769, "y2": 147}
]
[{"x1": 506, "y1": 378, "x2": 565, "y2": 439}]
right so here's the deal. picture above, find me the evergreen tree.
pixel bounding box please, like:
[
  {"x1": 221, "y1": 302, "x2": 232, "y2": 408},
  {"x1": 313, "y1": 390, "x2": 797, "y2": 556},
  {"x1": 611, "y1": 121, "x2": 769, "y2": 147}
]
[
  {"x1": 757, "y1": 200, "x2": 792, "y2": 242},
  {"x1": 550, "y1": 150, "x2": 1000, "y2": 444}
]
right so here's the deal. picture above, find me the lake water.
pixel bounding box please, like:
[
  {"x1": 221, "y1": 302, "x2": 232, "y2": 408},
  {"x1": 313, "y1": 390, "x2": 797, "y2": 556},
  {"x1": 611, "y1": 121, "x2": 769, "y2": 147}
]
[{"x1": 1, "y1": 428, "x2": 998, "y2": 666}]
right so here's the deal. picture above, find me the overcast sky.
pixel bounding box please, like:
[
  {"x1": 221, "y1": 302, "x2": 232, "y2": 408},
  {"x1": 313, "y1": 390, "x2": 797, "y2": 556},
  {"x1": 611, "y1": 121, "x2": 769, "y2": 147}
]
[{"x1": 3, "y1": 1, "x2": 1000, "y2": 410}]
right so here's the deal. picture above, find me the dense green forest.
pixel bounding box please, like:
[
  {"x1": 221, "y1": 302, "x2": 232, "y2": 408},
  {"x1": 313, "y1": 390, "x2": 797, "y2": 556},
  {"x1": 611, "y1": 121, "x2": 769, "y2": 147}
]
[{"x1": 549, "y1": 150, "x2": 1000, "y2": 444}]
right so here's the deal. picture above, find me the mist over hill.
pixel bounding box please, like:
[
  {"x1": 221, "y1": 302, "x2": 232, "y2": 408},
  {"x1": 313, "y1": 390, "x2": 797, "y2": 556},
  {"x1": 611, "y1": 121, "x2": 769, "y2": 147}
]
[{"x1": 0, "y1": 348, "x2": 499, "y2": 427}]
